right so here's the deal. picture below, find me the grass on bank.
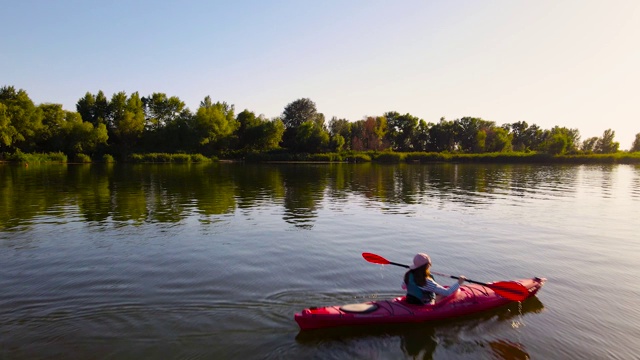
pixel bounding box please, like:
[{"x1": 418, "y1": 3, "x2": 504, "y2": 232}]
[
  {"x1": 0, "y1": 152, "x2": 215, "y2": 164},
  {"x1": 0, "y1": 151, "x2": 68, "y2": 163},
  {"x1": 128, "y1": 153, "x2": 215, "y2": 163},
  {"x1": 2, "y1": 151, "x2": 639, "y2": 164},
  {"x1": 241, "y1": 150, "x2": 640, "y2": 164}
]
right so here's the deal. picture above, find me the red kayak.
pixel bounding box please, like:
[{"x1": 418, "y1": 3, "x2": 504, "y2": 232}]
[{"x1": 295, "y1": 277, "x2": 545, "y2": 330}]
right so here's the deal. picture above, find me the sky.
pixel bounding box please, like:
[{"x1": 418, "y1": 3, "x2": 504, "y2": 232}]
[{"x1": 2, "y1": 0, "x2": 639, "y2": 149}]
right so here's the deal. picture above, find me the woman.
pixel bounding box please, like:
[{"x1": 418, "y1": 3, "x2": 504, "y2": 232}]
[{"x1": 403, "y1": 253, "x2": 466, "y2": 305}]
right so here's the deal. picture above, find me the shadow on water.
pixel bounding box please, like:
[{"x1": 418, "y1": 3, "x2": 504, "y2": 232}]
[{"x1": 295, "y1": 296, "x2": 544, "y2": 359}]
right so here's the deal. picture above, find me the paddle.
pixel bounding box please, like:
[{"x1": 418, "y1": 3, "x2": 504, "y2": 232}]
[{"x1": 362, "y1": 252, "x2": 530, "y2": 301}]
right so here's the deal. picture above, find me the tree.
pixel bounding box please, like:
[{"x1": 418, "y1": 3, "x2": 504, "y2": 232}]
[
  {"x1": 581, "y1": 137, "x2": 599, "y2": 153},
  {"x1": 0, "y1": 103, "x2": 15, "y2": 150},
  {"x1": 542, "y1": 126, "x2": 580, "y2": 154},
  {"x1": 352, "y1": 116, "x2": 388, "y2": 151},
  {"x1": 484, "y1": 126, "x2": 512, "y2": 152},
  {"x1": 94, "y1": 91, "x2": 110, "y2": 128},
  {"x1": 293, "y1": 121, "x2": 330, "y2": 153},
  {"x1": 63, "y1": 113, "x2": 108, "y2": 155},
  {"x1": 76, "y1": 91, "x2": 110, "y2": 129},
  {"x1": 142, "y1": 93, "x2": 185, "y2": 130},
  {"x1": 329, "y1": 117, "x2": 352, "y2": 150},
  {"x1": 281, "y1": 98, "x2": 319, "y2": 150},
  {"x1": 0, "y1": 86, "x2": 43, "y2": 152},
  {"x1": 546, "y1": 133, "x2": 570, "y2": 155},
  {"x1": 506, "y1": 121, "x2": 545, "y2": 151},
  {"x1": 282, "y1": 98, "x2": 317, "y2": 129},
  {"x1": 631, "y1": 133, "x2": 640, "y2": 152},
  {"x1": 236, "y1": 109, "x2": 261, "y2": 146},
  {"x1": 594, "y1": 129, "x2": 619, "y2": 154},
  {"x1": 194, "y1": 96, "x2": 237, "y2": 153},
  {"x1": 427, "y1": 118, "x2": 457, "y2": 152},
  {"x1": 76, "y1": 92, "x2": 96, "y2": 125},
  {"x1": 256, "y1": 118, "x2": 285, "y2": 150},
  {"x1": 236, "y1": 110, "x2": 284, "y2": 151},
  {"x1": 160, "y1": 109, "x2": 196, "y2": 153},
  {"x1": 453, "y1": 117, "x2": 495, "y2": 153},
  {"x1": 385, "y1": 111, "x2": 420, "y2": 152},
  {"x1": 38, "y1": 103, "x2": 67, "y2": 152},
  {"x1": 109, "y1": 91, "x2": 145, "y2": 154},
  {"x1": 412, "y1": 119, "x2": 430, "y2": 151},
  {"x1": 330, "y1": 133, "x2": 345, "y2": 152}
]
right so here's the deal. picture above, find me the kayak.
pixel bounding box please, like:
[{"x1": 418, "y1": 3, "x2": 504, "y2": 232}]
[{"x1": 295, "y1": 277, "x2": 545, "y2": 330}]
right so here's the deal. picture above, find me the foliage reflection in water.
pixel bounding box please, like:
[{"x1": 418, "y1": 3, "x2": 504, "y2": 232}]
[{"x1": 1, "y1": 163, "x2": 639, "y2": 359}]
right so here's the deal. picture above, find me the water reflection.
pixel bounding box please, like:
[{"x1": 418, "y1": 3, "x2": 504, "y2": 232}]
[
  {"x1": 295, "y1": 296, "x2": 543, "y2": 359},
  {"x1": 0, "y1": 162, "x2": 622, "y2": 232},
  {"x1": 631, "y1": 165, "x2": 640, "y2": 200}
]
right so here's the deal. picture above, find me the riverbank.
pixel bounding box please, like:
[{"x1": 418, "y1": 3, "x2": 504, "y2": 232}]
[{"x1": 2, "y1": 151, "x2": 639, "y2": 165}]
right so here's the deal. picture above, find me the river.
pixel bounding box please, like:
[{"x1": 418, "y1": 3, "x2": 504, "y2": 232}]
[{"x1": 1, "y1": 162, "x2": 638, "y2": 359}]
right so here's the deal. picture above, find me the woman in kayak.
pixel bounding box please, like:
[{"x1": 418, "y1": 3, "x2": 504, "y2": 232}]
[{"x1": 403, "y1": 253, "x2": 466, "y2": 305}]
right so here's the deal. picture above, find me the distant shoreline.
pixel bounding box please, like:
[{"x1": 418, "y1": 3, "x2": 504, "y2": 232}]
[{"x1": 2, "y1": 151, "x2": 639, "y2": 165}]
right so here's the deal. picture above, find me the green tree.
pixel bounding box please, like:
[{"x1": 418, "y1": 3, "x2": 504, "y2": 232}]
[
  {"x1": 385, "y1": 111, "x2": 420, "y2": 152},
  {"x1": 294, "y1": 121, "x2": 330, "y2": 153},
  {"x1": 594, "y1": 129, "x2": 619, "y2": 154},
  {"x1": 542, "y1": 126, "x2": 580, "y2": 154},
  {"x1": 484, "y1": 126, "x2": 512, "y2": 152},
  {"x1": 160, "y1": 109, "x2": 197, "y2": 153},
  {"x1": 236, "y1": 109, "x2": 261, "y2": 147},
  {"x1": 63, "y1": 113, "x2": 108, "y2": 155},
  {"x1": 330, "y1": 134, "x2": 345, "y2": 152},
  {"x1": 236, "y1": 110, "x2": 284, "y2": 151},
  {"x1": 631, "y1": 133, "x2": 640, "y2": 152},
  {"x1": 109, "y1": 91, "x2": 145, "y2": 154},
  {"x1": 412, "y1": 119, "x2": 431, "y2": 151},
  {"x1": 76, "y1": 92, "x2": 96, "y2": 125},
  {"x1": 256, "y1": 118, "x2": 285, "y2": 150},
  {"x1": 38, "y1": 103, "x2": 67, "y2": 152},
  {"x1": 581, "y1": 137, "x2": 599, "y2": 153},
  {"x1": 427, "y1": 118, "x2": 457, "y2": 152},
  {"x1": 282, "y1": 98, "x2": 317, "y2": 129},
  {"x1": 454, "y1": 117, "x2": 495, "y2": 153},
  {"x1": 194, "y1": 96, "x2": 237, "y2": 153},
  {"x1": 505, "y1": 121, "x2": 545, "y2": 151},
  {"x1": 0, "y1": 103, "x2": 16, "y2": 150},
  {"x1": 281, "y1": 98, "x2": 319, "y2": 150},
  {"x1": 546, "y1": 133, "x2": 570, "y2": 155},
  {"x1": 94, "y1": 91, "x2": 110, "y2": 128},
  {"x1": 142, "y1": 93, "x2": 185, "y2": 130},
  {"x1": 76, "y1": 90, "x2": 110, "y2": 128},
  {"x1": 329, "y1": 117, "x2": 352, "y2": 150},
  {"x1": 0, "y1": 86, "x2": 43, "y2": 152}
]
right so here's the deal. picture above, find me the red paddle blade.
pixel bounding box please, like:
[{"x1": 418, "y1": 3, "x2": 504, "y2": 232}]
[
  {"x1": 362, "y1": 252, "x2": 391, "y2": 265},
  {"x1": 487, "y1": 281, "x2": 530, "y2": 301}
]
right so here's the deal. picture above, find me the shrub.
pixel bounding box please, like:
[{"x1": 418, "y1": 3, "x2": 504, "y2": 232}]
[
  {"x1": 310, "y1": 153, "x2": 342, "y2": 162},
  {"x1": 343, "y1": 153, "x2": 371, "y2": 163},
  {"x1": 171, "y1": 154, "x2": 190, "y2": 163},
  {"x1": 373, "y1": 152, "x2": 405, "y2": 163},
  {"x1": 404, "y1": 152, "x2": 450, "y2": 163},
  {"x1": 190, "y1": 154, "x2": 212, "y2": 162},
  {"x1": 102, "y1": 154, "x2": 115, "y2": 163},
  {"x1": 73, "y1": 154, "x2": 92, "y2": 163}
]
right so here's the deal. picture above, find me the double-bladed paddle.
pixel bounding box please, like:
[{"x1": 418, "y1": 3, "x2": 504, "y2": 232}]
[{"x1": 362, "y1": 252, "x2": 530, "y2": 301}]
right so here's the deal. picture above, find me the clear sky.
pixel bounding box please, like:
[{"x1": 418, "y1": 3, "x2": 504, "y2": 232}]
[{"x1": 2, "y1": 0, "x2": 639, "y2": 149}]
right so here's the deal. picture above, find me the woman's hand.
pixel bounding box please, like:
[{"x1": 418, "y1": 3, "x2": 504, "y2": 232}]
[{"x1": 457, "y1": 276, "x2": 466, "y2": 285}]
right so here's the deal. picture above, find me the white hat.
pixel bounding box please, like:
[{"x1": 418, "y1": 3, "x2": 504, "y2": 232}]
[{"x1": 410, "y1": 253, "x2": 431, "y2": 269}]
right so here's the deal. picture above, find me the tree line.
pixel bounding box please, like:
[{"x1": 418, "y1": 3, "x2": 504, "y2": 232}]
[{"x1": 1, "y1": 85, "x2": 639, "y2": 159}]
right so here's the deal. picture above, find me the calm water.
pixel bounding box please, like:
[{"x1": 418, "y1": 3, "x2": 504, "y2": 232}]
[{"x1": 1, "y1": 162, "x2": 639, "y2": 359}]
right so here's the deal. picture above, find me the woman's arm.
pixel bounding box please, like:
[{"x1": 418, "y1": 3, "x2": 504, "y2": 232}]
[{"x1": 419, "y1": 278, "x2": 460, "y2": 296}]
